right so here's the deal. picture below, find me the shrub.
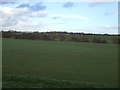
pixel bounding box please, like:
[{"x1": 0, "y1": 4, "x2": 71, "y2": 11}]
[
  {"x1": 113, "y1": 37, "x2": 120, "y2": 44},
  {"x1": 70, "y1": 37, "x2": 80, "y2": 42},
  {"x1": 92, "y1": 37, "x2": 107, "y2": 43},
  {"x1": 79, "y1": 37, "x2": 89, "y2": 42}
]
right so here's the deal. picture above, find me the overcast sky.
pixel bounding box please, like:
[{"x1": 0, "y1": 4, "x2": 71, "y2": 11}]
[{"x1": 0, "y1": 1, "x2": 119, "y2": 34}]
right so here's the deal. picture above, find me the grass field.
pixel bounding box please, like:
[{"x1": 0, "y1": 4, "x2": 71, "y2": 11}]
[{"x1": 2, "y1": 38, "x2": 118, "y2": 88}]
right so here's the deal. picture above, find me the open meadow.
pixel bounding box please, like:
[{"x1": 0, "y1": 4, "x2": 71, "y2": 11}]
[{"x1": 2, "y1": 38, "x2": 118, "y2": 88}]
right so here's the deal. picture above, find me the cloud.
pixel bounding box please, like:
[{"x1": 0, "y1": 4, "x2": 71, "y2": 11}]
[
  {"x1": 63, "y1": 2, "x2": 75, "y2": 8},
  {"x1": 88, "y1": 0, "x2": 118, "y2": 7},
  {"x1": 89, "y1": 0, "x2": 118, "y2": 2},
  {"x1": 100, "y1": 25, "x2": 120, "y2": 29},
  {"x1": 1, "y1": 21, "x2": 65, "y2": 32},
  {"x1": 52, "y1": 14, "x2": 88, "y2": 21},
  {"x1": 16, "y1": 4, "x2": 30, "y2": 8},
  {"x1": 89, "y1": 2, "x2": 107, "y2": 7},
  {"x1": 16, "y1": 3, "x2": 46, "y2": 11},
  {"x1": 104, "y1": 10, "x2": 118, "y2": 15},
  {"x1": 0, "y1": 7, "x2": 30, "y2": 27},
  {"x1": 30, "y1": 11, "x2": 48, "y2": 17},
  {"x1": 0, "y1": 2, "x2": 16, "y2": 5},
  {"x1": 0, "y1": 5, "x2": 49, "y2": 27}
]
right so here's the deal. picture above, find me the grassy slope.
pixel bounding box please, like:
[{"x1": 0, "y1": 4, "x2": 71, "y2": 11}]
[{"x1": 2, "y1": 38, "x2": 118, "y2": 88}]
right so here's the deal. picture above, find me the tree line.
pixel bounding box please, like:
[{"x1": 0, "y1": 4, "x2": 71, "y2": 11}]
[{"x1": 1, "y1": 30, "x2": 120, "y2": 44}]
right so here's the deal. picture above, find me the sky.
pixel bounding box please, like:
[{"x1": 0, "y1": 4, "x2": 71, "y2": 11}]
[{"x1": 0, "y1": 0, "x2": 119, "y2": 34}]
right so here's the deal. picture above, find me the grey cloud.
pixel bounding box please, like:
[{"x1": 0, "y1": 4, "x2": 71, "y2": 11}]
[
  {"x1": 63, "y1": 2, "x2": 75, "y2": 8},
  {"x1": 16, "y1": 4, "x2": 30, "y2": 8},
  {"x1": 2, "y1": 18, "x2": 18, "y2": 27},
  {"x1": 0, "y1": 2, "x2": 16, "y2": 5},
  {"x1": 89, "y1": 2, "x2": 107, "y2": 7},
  {"x1": 52, "y1": 14, "x2": 88, "y2": 21},
  {"x1": 16, "y1": 2, "x2": 46, "y2": 11}
]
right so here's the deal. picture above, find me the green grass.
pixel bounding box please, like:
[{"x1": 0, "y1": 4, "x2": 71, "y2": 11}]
[
  {"x1": 3, "y1": 74, "x2": 117, "y2": 88},
  {"x1": 2, "y1": 38, "x2": 118, "y2": 88}
]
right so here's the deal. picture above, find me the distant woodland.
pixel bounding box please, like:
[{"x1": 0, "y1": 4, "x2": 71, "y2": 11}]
[{"x1": 1, "y1": 30, "x2": 120, "y2": 44}]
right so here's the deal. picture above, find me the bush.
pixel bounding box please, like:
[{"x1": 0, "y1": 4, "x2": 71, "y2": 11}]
[
  {"x1": 79, "y1": 37, "x2": 89, "y2": 42},
  {"x1": 113, "y1": 37, "x2": 120, "y2": 44},
  {"x1": 70, "y1": 37, "x2": 90, "y2": 43},
  {"x1": 59, "y1": 35, "x2": 66, "y2": 41},
  {"x1": 92, "y1": 37, "x2": 107, "y2": 44},
  {"x1": 70, "y1": 37, "x2": 80, "y2": 42}
]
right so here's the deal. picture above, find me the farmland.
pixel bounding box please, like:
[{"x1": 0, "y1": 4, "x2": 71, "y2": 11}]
[{"x1": 2, "y1": 38, "x2": 118, "y2": 88}]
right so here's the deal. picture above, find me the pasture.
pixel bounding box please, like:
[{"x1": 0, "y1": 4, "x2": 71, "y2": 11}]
[{"x1": 2, "y1": 38, "x2": 118, "y2": 88}]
